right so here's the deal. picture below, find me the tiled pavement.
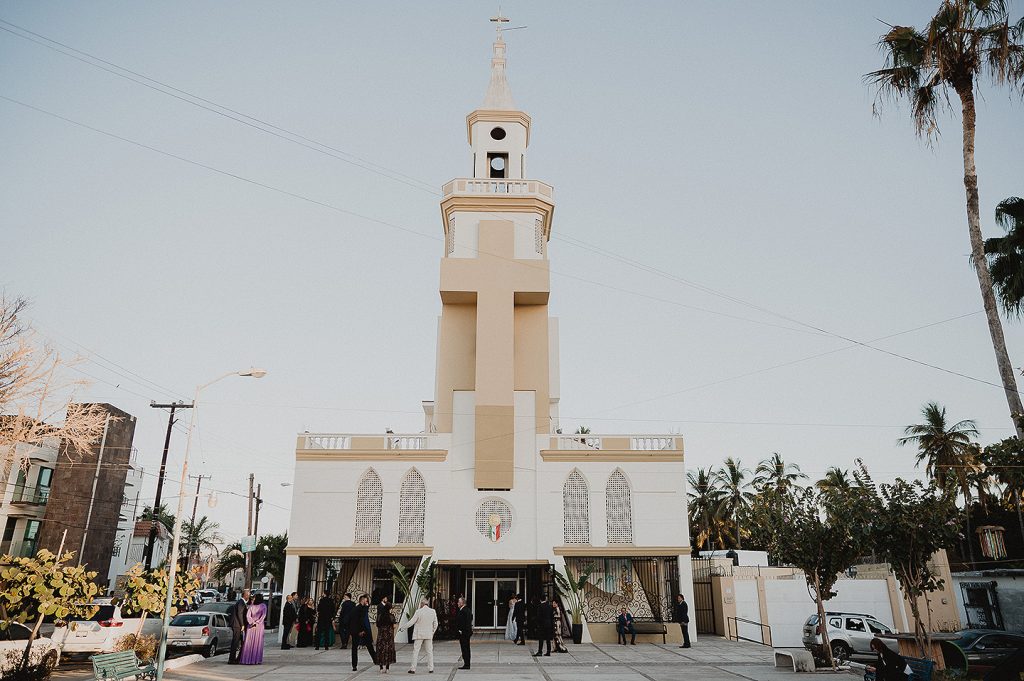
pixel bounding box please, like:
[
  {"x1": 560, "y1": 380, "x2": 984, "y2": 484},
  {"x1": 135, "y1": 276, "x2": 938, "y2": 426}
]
[{"x1": 144, "y1": 636, "x2": 845, "y2": 681}]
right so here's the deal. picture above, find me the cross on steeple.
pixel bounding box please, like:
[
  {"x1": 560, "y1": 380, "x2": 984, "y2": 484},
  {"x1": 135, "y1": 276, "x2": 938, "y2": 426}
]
[{"x1": 490, "y1": 9, "x2": 510, "y2": 39}]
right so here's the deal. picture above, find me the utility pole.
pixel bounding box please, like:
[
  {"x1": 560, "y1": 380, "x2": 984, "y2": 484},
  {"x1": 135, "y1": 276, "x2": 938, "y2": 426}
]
[
  {"x1": 182, "y1": 474, "x2": 211, "y2": 573},
  {"x1": 145, "y1": 401, "x2": 193, "y2": 570},
  {"x1": 244, "y1": 473, "x2": 254, "y2": 588},
  {"x1": 252, "y1": 483, "x2": 263, "y2": 588}
]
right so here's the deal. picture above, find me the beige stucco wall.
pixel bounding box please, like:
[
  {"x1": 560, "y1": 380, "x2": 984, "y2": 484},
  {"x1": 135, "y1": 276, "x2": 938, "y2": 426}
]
[
  {"x1": 514, "y1": 304, "x2": 550, "y2": 434},
  {"x1": 433, "y1": 303, "x2": 477, "y2": 433}
]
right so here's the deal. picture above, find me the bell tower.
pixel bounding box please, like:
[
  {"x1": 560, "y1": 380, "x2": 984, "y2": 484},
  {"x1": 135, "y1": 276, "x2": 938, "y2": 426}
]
[{"x1": 430, "y1": 16, "x2": 557, "y2": 490}]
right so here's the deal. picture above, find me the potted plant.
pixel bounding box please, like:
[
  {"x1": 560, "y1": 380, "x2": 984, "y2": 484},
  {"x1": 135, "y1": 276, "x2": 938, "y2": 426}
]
[{"x1": 553, "y1": 562, "x2": 594, "y2": 644}]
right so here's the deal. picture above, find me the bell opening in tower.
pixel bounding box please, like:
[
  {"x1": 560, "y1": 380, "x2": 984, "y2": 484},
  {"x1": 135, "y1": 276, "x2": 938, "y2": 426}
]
[{"x1": 487, "y1": 152, "x2": 508, "y2": 179}]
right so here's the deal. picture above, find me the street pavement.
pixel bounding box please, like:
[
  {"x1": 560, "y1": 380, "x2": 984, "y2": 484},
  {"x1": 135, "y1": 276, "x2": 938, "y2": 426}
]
[{"x1": 144, "y1": 635, "x2": 844, "y2": 681}]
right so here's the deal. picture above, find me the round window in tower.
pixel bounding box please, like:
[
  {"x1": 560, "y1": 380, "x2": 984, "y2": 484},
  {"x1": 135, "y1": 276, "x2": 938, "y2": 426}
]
[
  {"x1": 490, "y1": 126, "x2": 507, "y2": 140},
  {"x1": 490, "y1": 156, "x2": 506, "y2": 172}
]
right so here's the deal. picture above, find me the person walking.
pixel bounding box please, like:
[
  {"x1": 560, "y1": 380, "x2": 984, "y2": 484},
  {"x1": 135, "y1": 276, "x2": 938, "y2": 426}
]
[
  {"x1": 672, "y1": 594, "x2": 691, "y2": 648},
  {"x1": 228, "y1": 588, "x2": 250, "y2": 664},
  {"x1": 504, "y1": 596, "x2": 517, "y2": 642},
  {"x1": 533, "y1": 595, "x2": 553, "y2": 657},
  {"x1": 376, "y1": 596, "x2": 397, "y2": 673},
  {"x1": 512, "y1": 594, "x2": 526, "y2": 645},
  {"x1": 240, "y1": 593, "x2": 267, "y2": 665},
  {"x1": 616, "y1": 608, "x2": 636, "y2": 645},
  {"x1": 316, "y1": 593, "x2": 335, "y2": 650},
  {"x1": 297, "y1": 596, "x2": 316, "y2": 648},
  {"x1": 352, "y1": 595, "x2": 379, "y2": 671},
  {"x1": 337, "y1": 592, "x2": 356, "y2": 649},
  {"x1": 281, "y1": 593, "x2": 296, "y2": 650},
  {"x1": 456, "y1": 596, "x2": 473, "y2": 670},
  {"x1": 399, "y1": 597, "x2": 438, "y2": 674},
  {"x1": 867, "y1": 638, "x2": 907, "y2": 681},
  {"x1": 551, "y1": 601, "x2": 568, "y2": 653}
]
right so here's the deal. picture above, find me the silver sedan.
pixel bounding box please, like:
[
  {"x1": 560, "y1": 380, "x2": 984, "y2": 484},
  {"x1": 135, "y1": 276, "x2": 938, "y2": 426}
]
[{"x1": 167, "y1": 612, "x2": 233, "y2": 658}]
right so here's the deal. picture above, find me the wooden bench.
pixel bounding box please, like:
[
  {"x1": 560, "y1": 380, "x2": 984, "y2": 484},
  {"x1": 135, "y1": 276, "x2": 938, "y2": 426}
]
[
  {"x1": 629, "y1": 619, "x2": 668, "y2": 644},
  {"x1": 773, "y1": 648, "x2": 816, "y2": 672},
  {"x1": 90, "y1": 650, "x2": 157, "y2": 681}
]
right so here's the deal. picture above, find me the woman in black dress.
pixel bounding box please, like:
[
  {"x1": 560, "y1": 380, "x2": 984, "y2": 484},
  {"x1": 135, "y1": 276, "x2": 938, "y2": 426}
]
[
  {"x1": 375, "y1": 596, "x2": 396, "y2": 673},
  {"x1": 297, "y1": 596, "x2": 316, "y2": 648},
  {"x1": 868, "y1": 638, "x2": 907, "y2": 681}
]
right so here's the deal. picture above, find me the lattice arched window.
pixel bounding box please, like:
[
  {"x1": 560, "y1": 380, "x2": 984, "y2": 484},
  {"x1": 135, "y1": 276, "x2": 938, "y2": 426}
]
[
  {"x1": 355, "y1": 468, "x2": 383, "y2": 544},
  {"x1": 399, "y1": 468, "x2": 426, "y2": 544},
  {"x1": 606, "y1": 469, "x2": 633, "y2": 544},
  {"x1": 563, "y1": 470, "x2": 590, "y2": 544}
]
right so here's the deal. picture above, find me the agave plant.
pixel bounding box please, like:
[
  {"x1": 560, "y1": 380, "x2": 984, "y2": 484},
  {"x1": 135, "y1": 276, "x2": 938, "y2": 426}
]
[{"x1": 553, "y1": 562, "x2": 594, "y2": 626}]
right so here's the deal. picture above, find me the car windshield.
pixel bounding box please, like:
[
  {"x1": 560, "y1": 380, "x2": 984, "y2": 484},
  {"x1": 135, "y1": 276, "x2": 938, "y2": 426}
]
[
  {"x1": 806, "y1": 615, "x2": 818, "y2": 626},
  {"x1": 171, "y1": 614, "x2": 209, "y2": 627},
  {"x1": 199, "y1": 603, "x2": 233, "y2": 615},
  {"x1": 69, "y1": 604, "x2": 115, "y2": 622},
  {"x1": 952, "y1": 631, "x2": 987, "y2": 647}
]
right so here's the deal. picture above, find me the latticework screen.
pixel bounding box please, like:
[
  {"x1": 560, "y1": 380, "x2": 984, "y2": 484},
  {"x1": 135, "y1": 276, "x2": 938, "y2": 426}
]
[
  {"x1": 605, "y1": 469, "x2": 633, "y2": 544},
  {"x1": 563, "y1": 470, "x2": 590, "y2": 544},
  {"x1": 398, "y1": 468, "x2": 426, "y2": 544},
  {"x1": 354, "y1": 469, "x2": 383, "y2": 544}
]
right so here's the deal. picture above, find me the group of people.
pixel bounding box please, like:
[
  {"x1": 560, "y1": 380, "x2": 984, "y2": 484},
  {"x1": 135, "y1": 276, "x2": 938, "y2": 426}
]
[
  {"x1": 504, "y1": 593, "x2": 569, "y2": 655},
  {"x1": 613, "y1": 594, "x2": 691, "y2": 647},
  {"x1": 227, "y1": 589, "x2": 269, "y2": 665},
  {"x1": 280, "y1": 591, "x2": 440, "y2": 673}
]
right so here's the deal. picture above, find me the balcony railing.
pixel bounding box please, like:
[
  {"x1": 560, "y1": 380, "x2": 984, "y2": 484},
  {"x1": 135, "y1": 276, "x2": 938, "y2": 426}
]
[
  {"x1": 11, "y1": 485, "x2": 49, "y2": 505},
  {"x1": 302, "y1": 433, "x2": 431, "y2": 451},
  {"x1": 551, "y1": 435, "x2": 680, "y2": 451},
  {"x1": 442, "y1": 178, "x2": 554, "y2": 200}
]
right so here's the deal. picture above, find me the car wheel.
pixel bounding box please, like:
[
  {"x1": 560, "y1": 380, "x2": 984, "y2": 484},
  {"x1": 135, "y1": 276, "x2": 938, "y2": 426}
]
[
  {"x1": 830, "y1": 641, "x2": 852, "y2": 663},
  {"x1": 205, "y1": 640, "x2": 218, "y2": 658}
]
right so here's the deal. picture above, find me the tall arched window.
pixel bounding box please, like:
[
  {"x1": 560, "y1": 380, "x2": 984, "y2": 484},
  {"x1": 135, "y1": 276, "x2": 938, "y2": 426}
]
[
  {"x1": 354, "y1": 468, "x2": 383, "y2": 544},
  {"x1": 399, "y1": 468, "x2": 426, "y2": 544},
  {"x1": 606, "y1": 469, "x2": 633, "y2": 544},
  {"x1": 563, "y1": 470, "x2": 590, "y2": 544}
]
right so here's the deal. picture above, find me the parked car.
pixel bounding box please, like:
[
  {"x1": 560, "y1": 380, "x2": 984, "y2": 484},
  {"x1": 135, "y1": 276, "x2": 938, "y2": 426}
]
[
  {"x1": 0, "y1": 623, "x2": 57, "y2": 677},
  {"x1": 802, "y1": 612, "x2": 898, "y2": 661},
  {"x1": 197, "y1": 589, "x2": 221, "y2": 604},
  {"x1": 50, "y1": 601, "x2": 162, "y2": 656},
  {"x1": 167, "y1": 612, "x2": 233, "y2": 658},
  {"x1": 944, "y1": 629, "x2": 1024, "y2": 674},
  {"x1": 197, "y1": 602, "x2": 235, "y2": 617}
]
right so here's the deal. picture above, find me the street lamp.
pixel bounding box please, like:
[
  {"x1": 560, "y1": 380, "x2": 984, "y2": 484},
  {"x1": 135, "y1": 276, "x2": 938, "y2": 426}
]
[{"x1": 155, "y1": 368, "x2": 266, "y2": 681}]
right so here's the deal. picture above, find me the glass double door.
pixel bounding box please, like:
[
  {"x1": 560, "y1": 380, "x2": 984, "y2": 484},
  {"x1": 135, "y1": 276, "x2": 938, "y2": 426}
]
[{"x1": 469, "y1": 574, "x2": 521, "y2": 629}]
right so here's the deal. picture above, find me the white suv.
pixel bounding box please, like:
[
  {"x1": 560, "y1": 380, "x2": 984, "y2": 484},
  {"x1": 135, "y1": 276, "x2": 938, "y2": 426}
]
[{"x1": 801, "y1": 612, "x2": 898, "y2": 661}]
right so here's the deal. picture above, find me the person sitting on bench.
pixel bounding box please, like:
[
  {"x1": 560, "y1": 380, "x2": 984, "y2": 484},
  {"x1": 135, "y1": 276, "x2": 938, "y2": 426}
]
[{"x1": 616, "y1": 608, "x2": 637, "y2": 645}]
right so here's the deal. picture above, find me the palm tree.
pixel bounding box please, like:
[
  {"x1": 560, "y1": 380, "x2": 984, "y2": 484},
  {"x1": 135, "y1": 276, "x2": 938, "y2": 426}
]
[
  {"x1": 753, "y1": 453, "x2": 808, "y2": 495},
  {"x1": 868, "y1": 1, "x2": 1024, "y2": 438},
  {"x1": 816, "y1": 467, "x2": 854, "y2": 496},
  {"x1": 714, "y1": 458, "x2": 753, "y2": 549},
  {"x1": 258, "y1": 533, "x2": 288, "y2": 589},
  {"x1": 180, "y1": 516, "x2": 222, "y2": 567},
  {"x1": 139, "y1": 504, "x2": 175, "y2": 533},
  {"x1": 898, "y1": 401, "x2": 981, "y2": 562},
  {"x1": 687, "y1": 467, "x2": 726, "y2": 551},
  {"x1": 983, "y1": 437, "x2": 1024, "y2": 545},
  {"x1": 985, "y1": 197, "x2": 1024, "y2": 323}
]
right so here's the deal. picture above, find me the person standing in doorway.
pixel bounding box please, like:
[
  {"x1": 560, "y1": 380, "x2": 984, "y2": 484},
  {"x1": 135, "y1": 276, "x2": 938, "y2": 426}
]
[
  {"x1": 456, "y1": 596, "x2": 473, "y2": 670},
  {"x1": 512, "y1": 594, "x2": 526, "y2": 645},
  {"x1": 352, "y1": 595, "x2": 378, "y2": 671},
  {"x1": 533, "y1": 594, "x2": 553, "y2": 657},
  {"x1": 337, "y1": 592, "x2": 356, "y2": 649},
  {"x1": 228, "y1": 589, "x2": 250, "y2": 664},
  {"x1": 281, "y1": 593, "x2": 296, "y2": 650},
  {"x1": 672, "y1": 594, "x2": 691, "y2": 648},
  {"x1": 399, "y1": 597, "x2": 438, "y2": 674}
]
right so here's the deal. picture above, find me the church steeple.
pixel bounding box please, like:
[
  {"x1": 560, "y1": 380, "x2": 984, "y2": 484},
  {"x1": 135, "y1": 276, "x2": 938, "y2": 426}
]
[{"x1": 482, "y1": 13, "x2": 515, "y2": 110}]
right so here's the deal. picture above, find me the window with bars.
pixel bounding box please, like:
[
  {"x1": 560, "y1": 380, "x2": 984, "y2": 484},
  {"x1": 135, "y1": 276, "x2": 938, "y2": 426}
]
[
  {"x1": 563, "y1": 470, "x2": 590, "y2": 544},
  {"x1": 355, "y1": 468, "x2": 383, "y2": 544},
  {"x1": 534, "y1": 219, "x2": 544, "y2": 254},
  {"x1": 398, "y1": 468, "x2": 426, "y2": 544},
  {"x1": 606, "y1": 469, "x2": 633, "y2": 544},
  {"x1": 446, "y1": 218, "x2": 456, "y2": 255}
]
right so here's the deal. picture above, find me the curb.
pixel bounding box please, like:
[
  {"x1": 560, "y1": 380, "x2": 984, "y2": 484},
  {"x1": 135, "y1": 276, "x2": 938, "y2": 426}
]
[{"x1": 165, "y1": 654, "x2": 204, "y2": 671}]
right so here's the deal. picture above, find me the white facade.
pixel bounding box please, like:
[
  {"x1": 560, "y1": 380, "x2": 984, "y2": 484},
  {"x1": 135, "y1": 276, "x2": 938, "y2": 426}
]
[
  {"x1": 106, "y1": 462, "x2": 147, "y2": 588},
  {"x1": 0, "y1": 438, "x2": 58, "y2": 558}
]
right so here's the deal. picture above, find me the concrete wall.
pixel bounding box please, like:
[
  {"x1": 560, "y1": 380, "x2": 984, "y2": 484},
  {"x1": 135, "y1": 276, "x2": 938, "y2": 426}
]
[{"x1": 762, "y1": 578, "x2": 900, "y2": 648}]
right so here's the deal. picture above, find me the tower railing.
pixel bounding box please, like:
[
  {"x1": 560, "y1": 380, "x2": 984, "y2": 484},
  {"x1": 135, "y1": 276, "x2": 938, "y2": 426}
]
[{"x1": 442, "y1": 178, "x2": 554, "y2": 199}]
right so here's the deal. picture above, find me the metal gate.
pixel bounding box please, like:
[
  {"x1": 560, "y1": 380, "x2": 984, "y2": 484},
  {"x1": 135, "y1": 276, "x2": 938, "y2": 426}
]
[{"x1": 691, "y1": 556, "x2": 716, "y2": 634}]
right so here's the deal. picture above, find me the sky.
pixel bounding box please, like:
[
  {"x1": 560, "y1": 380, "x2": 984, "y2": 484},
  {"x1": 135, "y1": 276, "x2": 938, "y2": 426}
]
[{"x1": 2, "y1": 1, "x2": 1023, "y2": 545}]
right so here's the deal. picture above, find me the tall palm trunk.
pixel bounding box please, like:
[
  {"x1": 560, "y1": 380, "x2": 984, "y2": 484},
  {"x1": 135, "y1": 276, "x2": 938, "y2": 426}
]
[
  {"x1": 962, "y1": 483, "x2": 976, "y2": 565},
  {"x1": 734, "y1": 507, "x2": 742, "y2": 550},
  {"x1": 1016, "y1": 489, "x2": 1024, "y2": 549},
  {"x1": 957, "y1": 85, "x2": 1024, "y2": 438}
]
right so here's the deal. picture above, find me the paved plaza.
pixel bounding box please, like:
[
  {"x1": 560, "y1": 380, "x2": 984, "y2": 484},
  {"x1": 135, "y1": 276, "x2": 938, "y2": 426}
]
[{"x1": 154, "y1": 636, "x2": 830, "y2": 681}]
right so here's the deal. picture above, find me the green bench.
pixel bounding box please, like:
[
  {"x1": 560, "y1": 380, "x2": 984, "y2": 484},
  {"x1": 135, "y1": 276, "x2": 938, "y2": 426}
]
[{"x1": 90, "y1": 650, "x2": 156, "y2": 681}]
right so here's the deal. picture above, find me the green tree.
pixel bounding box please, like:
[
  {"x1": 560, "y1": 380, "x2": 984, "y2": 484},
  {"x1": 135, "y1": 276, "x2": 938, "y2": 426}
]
[
  {"x1": 179, "y1": 516, "x2": 222, "y2": 565},
  {"x1": 714, "y1": 457, "x2": 753, "y2": 549},
  {"x1": 898, "y1": 401, "x2": 980, "y2": 562},
  {"x1": 816, "y1": 467, "x2": 853, "y2": 496},
  {"x1": 868, "y1": 0, "x2": 1024, "y2": 437},
  {"x1": 553, "y1": 561, "x2": 594, "y2": 626},
  {"x1": 985, "y1": 197, "x2": 1024, "y2": 317},
  {"x1": 753, "y1": 452, "x2": 808, "y2": 495},
  {"x1": 119, "y1": 562, "x2": 201, "y2": 646},
  {"x1": 213, "y1": 533, "x2": 288, "y2": 588},
  {"x1": 854, "y1": 465, "x2": 962, "y2": 660},
  {"x1": 982, "y1": 437, "x2": 1024, "y2": 543},
  {"x1": 139, "y1": 504, "x2": 175, "y2": 535},
  {"x1": 687, "y1": 467, "x2": 726, "y2": 550},
  {"x1": 748, "y1": 486, "x2": 868, "y2": 667}
]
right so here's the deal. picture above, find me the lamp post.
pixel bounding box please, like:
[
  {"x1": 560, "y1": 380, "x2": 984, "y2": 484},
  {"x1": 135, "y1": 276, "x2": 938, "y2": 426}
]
[{"x1": 155, "y1": 368, "x2": 266, "y2": 681}]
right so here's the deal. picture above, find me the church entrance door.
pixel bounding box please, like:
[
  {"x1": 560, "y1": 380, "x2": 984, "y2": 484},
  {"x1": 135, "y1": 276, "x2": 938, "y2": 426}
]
[{"x1": 466, "y1": 570, "x2": 523, "y2": 629}]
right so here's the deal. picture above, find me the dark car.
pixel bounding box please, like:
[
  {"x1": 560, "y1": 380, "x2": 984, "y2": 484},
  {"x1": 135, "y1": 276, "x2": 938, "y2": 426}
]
[
  {"x1": 943, "y1": 630, "x2": 1024, "y2": 674},
  {"x1": 197, "y1": 602, "x2": 235, "y2": 617}
]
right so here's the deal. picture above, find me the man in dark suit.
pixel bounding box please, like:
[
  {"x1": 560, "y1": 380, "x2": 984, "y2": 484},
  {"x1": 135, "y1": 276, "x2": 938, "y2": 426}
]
[
  {"x1": 616, "y1": 608, "x2": 636, "y2": 645},
  {"x1": 281, "y1": 592, "x2": 296, "y2": 650},
  {"x1": 228, "y1": 589, "x2": 250, "y2": 664},
  {"x1": 672, "y1": 594, "x2": 691, "y2": 648},
  {"x1": 533, "y1": 595, "x2": 553, "y2": 657},
  {"x1": 513, "y1": 594, "x2": 526, "y2": 645},
  {"x1": 456, "y1": 596, "x2": 473, "y2": 670},
  {"x1": 351, "y1": 595, "x2": 378, "y2": 671},
  {"x1": 337, "y1": 592, "x2": 356, "y2": 649}
]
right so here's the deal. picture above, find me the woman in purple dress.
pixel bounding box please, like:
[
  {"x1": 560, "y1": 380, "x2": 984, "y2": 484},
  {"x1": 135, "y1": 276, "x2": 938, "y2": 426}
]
[{"x1": 240, "y1": 593, "x2": 267, "y2": 665}]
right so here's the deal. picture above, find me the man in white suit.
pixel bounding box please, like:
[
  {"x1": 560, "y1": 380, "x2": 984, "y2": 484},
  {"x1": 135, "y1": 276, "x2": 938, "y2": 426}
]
[{"x1": 399, "y1": 598, "x2": 439, "y2": 674}]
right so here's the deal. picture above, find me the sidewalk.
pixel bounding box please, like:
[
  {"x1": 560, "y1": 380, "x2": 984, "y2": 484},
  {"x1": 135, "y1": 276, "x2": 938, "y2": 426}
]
[{"x1": 160, "y1": 636, "x2": 824, "y2": 681}]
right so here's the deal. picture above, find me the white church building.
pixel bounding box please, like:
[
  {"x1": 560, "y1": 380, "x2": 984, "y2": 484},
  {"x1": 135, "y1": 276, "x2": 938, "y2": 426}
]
[{"x1": 283, "y1": 22, "x2": 694, "y2": 644}]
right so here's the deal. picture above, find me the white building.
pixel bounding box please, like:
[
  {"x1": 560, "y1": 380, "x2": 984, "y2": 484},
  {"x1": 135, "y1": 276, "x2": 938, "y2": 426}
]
[
  {"x1": 106, "y1": 459, "x2": 149, "y2": 588},
  {"x1": 0, "y1": 438, "x2": 57, "y2": 558},
  {"x1": 284, "y1": 22, "x2": 694, "y2": 643}
]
